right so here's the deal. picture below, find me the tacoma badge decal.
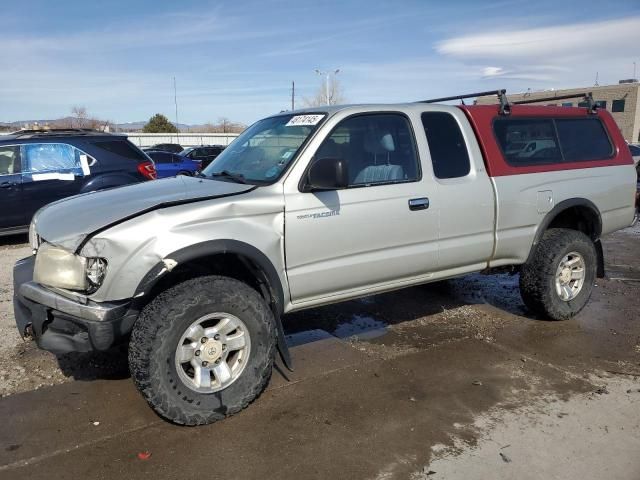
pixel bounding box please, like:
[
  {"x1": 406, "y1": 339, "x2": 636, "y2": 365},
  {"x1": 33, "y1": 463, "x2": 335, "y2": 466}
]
[{"x1": 296, "y1": 209, "x2": 340, "y2": 220}]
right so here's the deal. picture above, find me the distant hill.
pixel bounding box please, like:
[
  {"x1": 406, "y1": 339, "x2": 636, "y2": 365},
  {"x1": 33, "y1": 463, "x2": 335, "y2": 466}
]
[{"x1": 0, "y1": 119, "x2": 195, "y2": 132}]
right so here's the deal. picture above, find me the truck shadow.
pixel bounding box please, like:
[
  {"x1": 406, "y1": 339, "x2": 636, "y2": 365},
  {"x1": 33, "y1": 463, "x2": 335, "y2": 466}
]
[
  {"x1": 282, "y1": 273, "x2": 530, "y2": 338},
  {"x1": 55, "y1": 274, "x2": 532, "y2": 382}
]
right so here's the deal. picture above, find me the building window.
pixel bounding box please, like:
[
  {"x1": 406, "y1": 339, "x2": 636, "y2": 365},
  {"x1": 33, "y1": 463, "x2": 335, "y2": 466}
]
[
  {"x1": 562, "y1": 102, "x2": 573, "y2": 107},
  {"x1": 578, "y1": 101, "x2": 589, "y2": 108},
  {"x1": 595, "y1": 100, "x2": 607, "y2": 109},
  {"x1": 612, "y1": 99, "x2": 625, "y2": 112}
]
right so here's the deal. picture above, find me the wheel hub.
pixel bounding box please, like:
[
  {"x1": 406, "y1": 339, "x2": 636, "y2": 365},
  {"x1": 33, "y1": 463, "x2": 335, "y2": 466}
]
[
  {"x1": 174, "y1": 312, "x2": 251, "y2": 393},
  {"x1": 555, "y1": 251, "x2": 586, "y2": 302},
  {"x1": 199, "y1": 339, "x2": 223, "y2": 363},
  {"x1": 559, "y1": 267, "x2": 572, "y2": 284}
]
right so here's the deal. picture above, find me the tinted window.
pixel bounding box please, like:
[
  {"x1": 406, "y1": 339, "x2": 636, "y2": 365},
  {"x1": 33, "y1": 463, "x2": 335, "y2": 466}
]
[
  {"x1": 0, "y1": 146, "x2": 19, "y2": 175},
  {"x1": 556, "y1": 118, "x2": 613, "y2": 161},
  {"x1": 91, "y1": 139, "x2": 148, "y2": 161},
  {"x1": 628, "y1": 145, "x2": 640, "y2": 156},
  {"x1": 494, "y1": 119, "x2": 561, "y2": 165},
  {"x1": 612, "y1": 99, "x2": 625, "y2": 112},
  {"x1": 148, "y1": 152, "x2": 171, "y2": 163},
  {"x1": 421, "y1": 112, "x2": 471, "y2": 179},
  {"x1": 316, "y1": 114, "x2": 419, "y2": 186},
  {"x1": 595, "y1": 100, "x2": 607, "y2": 109},
  {"x1": 23, "y1": 143, "x2": 84, "y2": 173},
  {"x1": 494, "y1": 117, "x2": 613, "y2": 165}
]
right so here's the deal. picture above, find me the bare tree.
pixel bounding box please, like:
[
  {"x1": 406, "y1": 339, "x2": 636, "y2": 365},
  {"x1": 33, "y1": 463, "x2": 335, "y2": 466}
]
[
  {"x1": 303, "y1": 76, "x2": 346, "y2": 107},
  {"x1": 54, "y1": 106, "x2": 113, "y2": 131},
  {"x1": 71, "y1": 106, "x2": 88, "y2": 128},
  {"x1": 194, "y1": 118, "x2": 246, "y2": 133}
]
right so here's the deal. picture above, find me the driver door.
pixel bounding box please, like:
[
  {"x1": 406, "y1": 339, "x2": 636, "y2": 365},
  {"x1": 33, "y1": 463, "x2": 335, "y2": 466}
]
[{"x1": 284, "y1": 113, "x2": 439, "y2": 304}]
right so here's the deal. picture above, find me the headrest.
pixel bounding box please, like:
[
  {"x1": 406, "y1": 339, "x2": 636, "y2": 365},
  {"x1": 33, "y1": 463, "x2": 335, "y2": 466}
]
[{"x1": 364, "y1": 130, "x2": 395, "y2": 155}]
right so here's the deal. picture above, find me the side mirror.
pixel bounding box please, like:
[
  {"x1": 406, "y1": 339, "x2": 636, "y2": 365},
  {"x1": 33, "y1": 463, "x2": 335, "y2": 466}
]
[{"x1": 302, "y1": 157, "x2": 349, "y2": 192}]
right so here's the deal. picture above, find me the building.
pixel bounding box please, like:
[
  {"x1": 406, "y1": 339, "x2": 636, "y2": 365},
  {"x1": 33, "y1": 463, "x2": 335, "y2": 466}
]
[{"x1": 476, "y1": 81, "x2": 640, "y2": 142}]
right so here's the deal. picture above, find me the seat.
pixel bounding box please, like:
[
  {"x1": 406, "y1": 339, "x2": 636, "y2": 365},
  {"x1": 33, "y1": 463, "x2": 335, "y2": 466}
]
[
  {"x1": 0, "y1": 153, "x2": 14, "y2": 175},
  {"x1": 354, "y1": 131, "x2": 404, "y2": 184},
  {"x1": 354, "y1": 164, "x2": 404, "y2": 184}
]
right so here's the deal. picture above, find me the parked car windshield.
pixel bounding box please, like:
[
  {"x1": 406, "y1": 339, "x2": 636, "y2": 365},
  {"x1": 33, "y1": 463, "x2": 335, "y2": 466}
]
[{"x1": 201, "y1": 113, "x2": 325, "y2": 184}]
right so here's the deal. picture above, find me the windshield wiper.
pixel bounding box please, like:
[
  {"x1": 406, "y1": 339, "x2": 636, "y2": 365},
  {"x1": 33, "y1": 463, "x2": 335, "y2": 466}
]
[{"x1": 209, "y1": 170, "x2": 248, "y2": 184}]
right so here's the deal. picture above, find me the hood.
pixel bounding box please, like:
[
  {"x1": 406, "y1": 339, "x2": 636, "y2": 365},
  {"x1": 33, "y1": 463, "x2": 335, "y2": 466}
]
[{"x1": 34, "y1": 176, "x2": 254, "y2": 251}]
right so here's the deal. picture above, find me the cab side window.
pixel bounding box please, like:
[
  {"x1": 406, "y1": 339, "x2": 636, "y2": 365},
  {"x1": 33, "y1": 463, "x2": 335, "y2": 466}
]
[
  {"x1": 315, "y1": 114, "x2": 420, "y2": 186},
  {"x1": 421, "y1": 112, "x2": 471, "y2": 179},
  {"x1": 22, "y1": 143, "x2": 83, "y2": 174},
  {"x1": 0, "y1": 146, "x2": 19, "y2": 176}
]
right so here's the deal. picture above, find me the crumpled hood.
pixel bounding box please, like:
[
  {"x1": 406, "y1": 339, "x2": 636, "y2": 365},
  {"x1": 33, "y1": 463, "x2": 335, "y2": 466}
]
[{"x1": 34, "y1": 176, "x2": 254, "y2": 251}]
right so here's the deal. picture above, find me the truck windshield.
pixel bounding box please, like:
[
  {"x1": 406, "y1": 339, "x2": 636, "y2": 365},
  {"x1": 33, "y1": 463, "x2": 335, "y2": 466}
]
[{"x1": 201, "y1": 113, "x2": 326, "y2": 184}]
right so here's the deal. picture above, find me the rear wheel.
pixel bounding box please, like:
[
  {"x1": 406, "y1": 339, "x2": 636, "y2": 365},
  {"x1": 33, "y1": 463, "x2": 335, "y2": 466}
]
[
  {"x1": 177, "y1": 170, "x2": 192, "y2": 176},
  {"x1": 129, "y1": 275, "x2": 276, "y2": 425},
  {"x1": 519, "y1": 228, "x2": 597, "y2": 320}
]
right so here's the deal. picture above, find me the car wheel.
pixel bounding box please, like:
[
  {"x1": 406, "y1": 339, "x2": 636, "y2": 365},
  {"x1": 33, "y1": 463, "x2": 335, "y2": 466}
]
[
  {"x1": 129, "y1": 275, "x2": 276, "y2": 425},
  {"x1": 519, "y1": 228, "x2": 597, "y2": 320}
]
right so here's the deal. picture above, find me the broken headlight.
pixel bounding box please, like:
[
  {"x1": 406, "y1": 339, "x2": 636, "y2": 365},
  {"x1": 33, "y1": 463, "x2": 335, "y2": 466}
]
[
  {"x1": 86, "y1": 258, "x2": 108, "y2": 289},
  {"x1": 33, "y1": 243, "x2": 107, "y2": 292}
]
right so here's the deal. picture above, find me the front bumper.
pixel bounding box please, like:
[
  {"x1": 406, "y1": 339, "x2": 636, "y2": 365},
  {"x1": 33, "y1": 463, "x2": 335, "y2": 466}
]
[{"x1": 13, "y1": 256, "x2": 136, "y2": 355}]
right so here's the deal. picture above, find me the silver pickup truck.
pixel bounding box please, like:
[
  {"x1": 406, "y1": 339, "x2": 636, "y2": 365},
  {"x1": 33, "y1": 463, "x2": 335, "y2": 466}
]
[{"x1": 13, "y1": 91, "x2": 637, "y2": 425}]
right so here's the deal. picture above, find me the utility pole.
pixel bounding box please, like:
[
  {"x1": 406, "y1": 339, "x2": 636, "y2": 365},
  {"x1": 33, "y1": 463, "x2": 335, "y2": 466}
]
[
  {"x1": 291, "y1": 81, "x2": 295, "y2": 110},
  {"x1": 173, "y1": 76, "x2": 179, "y2": 142},
  {"x1": 315, "y1": 68, "x2": 340, "y2": 105}
]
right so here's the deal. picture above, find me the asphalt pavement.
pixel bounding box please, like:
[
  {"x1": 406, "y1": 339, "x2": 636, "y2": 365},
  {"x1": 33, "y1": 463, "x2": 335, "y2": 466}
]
[{"x1": 1, "y1": 227, "x2": 639, "y2": 480}]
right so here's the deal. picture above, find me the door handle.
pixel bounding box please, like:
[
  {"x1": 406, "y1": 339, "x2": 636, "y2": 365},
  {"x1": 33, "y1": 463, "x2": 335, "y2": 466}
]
[
  {"x1": 0, "y1": 181, "x2": 17, "y2": 189},
  {"x1": 408, "y1": 197, "x2": 429, "y2": 211}
]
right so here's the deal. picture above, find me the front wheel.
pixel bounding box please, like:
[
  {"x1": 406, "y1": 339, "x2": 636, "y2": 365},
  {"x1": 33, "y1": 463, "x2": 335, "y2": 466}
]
[
  {"x1": 129, "y1": 276, "x2": 276, "y2": 425},
  {"x1": 519, "y1": 228, "x2": 597, "y2": 320}
]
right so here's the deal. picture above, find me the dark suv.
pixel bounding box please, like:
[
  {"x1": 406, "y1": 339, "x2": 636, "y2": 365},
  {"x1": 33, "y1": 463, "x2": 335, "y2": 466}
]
[
  {"x1": 142, "y1": 143, "x2": 184, "y2": 154},
  {"x1": 0, "y1": 129, "x2": 156, "y2": 236},
  {"x1": 181, "y1": 145, "x2": 225, "y2": 169}
]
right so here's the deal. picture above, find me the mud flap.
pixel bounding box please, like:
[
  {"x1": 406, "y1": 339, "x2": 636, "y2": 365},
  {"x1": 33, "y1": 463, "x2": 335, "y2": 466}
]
[
  {"x1": 275, "y1": 314, "x2": 293, "y2": 372},
  {"x1": 595, "y1": 239, "x2": 605, "y2": 278}
]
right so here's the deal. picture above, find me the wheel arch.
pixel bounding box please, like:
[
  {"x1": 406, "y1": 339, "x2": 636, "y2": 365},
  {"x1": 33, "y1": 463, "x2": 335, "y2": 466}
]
[
  {"x1": 130, "y1": 239, "x2": 293, "y2": 369},
  {"x1": 133, "y1": 239, "x2": 285, "y2": 315},
  {"x1": 527, "y1": 198, "x2": 605, "y2": 277}
]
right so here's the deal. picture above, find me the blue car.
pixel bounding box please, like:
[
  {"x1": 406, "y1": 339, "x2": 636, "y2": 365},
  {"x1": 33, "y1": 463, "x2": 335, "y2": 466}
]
[{"x1": 146, "y1": 151, "x2": 201, "y2": 178}]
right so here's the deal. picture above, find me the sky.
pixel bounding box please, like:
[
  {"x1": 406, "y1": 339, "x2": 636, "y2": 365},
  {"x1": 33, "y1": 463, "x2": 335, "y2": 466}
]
[{"x1": 1, "y1": 0, "x2": 639, "y2": 125}]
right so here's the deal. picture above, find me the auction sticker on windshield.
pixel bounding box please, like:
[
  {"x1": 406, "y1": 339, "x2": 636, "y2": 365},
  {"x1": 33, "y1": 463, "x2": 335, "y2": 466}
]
[{"x1": 286, "y1": 114, "x2": 325, "y2": 127}]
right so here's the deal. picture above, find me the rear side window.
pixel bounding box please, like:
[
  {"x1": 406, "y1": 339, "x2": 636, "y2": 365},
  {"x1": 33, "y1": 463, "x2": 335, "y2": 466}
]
[
  {"x1": 149, "y1": 152, "x2": 171, "y2": 164},
  {"x1": 421, "y1": 112, "x2": 470, "y2": 179},
  {"x1": 91, "y1": 139, "x2": 148, "y2": 161},
  {"x1": 22, "y1": 143, "x2": 85, "y2": 173},
  {"x1": 494, "y1": 117, "x2": 613, "y2": 166},
  {"x1": 555, "y1": 119, "x2": 613, "y2": 161}
]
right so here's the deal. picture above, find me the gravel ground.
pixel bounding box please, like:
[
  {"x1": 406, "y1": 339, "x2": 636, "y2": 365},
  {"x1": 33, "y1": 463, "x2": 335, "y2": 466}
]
[{"x1": 0, "y1": 235, "x2": 127, "y2": 397}]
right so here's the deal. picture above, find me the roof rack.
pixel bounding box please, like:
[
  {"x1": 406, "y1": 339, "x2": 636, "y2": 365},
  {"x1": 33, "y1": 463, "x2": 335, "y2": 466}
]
[
  {"x1": 513, "y1": 92, "x2": 598, "y2": 114},
  {"x1": 8, "y1": 128, "x2": 115, "y2": 138},
  {"x1": 419, "y1": 89, "x2": 511, "y2": 115}
]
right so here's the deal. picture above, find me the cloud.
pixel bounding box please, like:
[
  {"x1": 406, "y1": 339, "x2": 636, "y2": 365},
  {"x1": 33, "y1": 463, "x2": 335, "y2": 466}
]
[
  {"x1": 435, "y1": 16, "x2": 640, "y2": 86},
  {"x1": 482, "y1": 67, "x2": 505, "y2": 77},
  {"x1": 436, "y1": 16, "x2": 640, "y2": 60}
]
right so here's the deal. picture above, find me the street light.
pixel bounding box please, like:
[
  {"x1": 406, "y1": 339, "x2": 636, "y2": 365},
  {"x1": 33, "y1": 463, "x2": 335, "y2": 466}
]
[{"x1": 315, "y1": 68, "x2": 341, "y2": 105}]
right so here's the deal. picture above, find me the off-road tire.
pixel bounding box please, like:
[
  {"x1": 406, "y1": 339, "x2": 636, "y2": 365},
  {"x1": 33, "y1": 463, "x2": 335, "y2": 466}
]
[
  {"x1": 129, "y1": 275, "x2": 276, "y2": 425},
  {"x1": 519, "y1": 228, "x2": 597, "y2": 320}
]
